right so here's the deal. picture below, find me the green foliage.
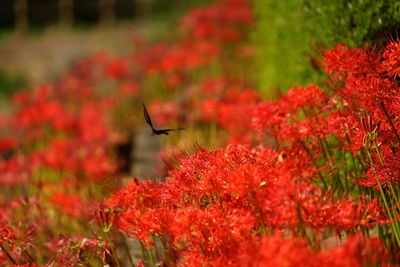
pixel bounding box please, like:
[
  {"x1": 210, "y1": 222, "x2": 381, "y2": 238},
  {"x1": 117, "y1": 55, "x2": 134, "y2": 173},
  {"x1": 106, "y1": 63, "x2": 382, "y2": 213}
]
[
  {"x1": 252, "y1": 0, "x2": 400, "y2": 94},
  {"x1": 303, "y1": 0, "x2": 400, "y2": 47},
  {"x1": 0, "y1": 70, "x2": 25, "y2": 99}
]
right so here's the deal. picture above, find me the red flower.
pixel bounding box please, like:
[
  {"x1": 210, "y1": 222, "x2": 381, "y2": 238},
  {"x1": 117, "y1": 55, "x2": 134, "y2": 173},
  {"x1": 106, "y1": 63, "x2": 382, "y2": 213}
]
[
  {"x1": 50, "y1": 191, "x2": 84, "y2": 217},
  {"x1": 0, "y1": 136, "x2": 17, "y2": 153},
  {"x1": 104, "y1": 57, "x2": 129, "y2": 80},
  {"x1": 322, "y1": 43, "x2": 379, "y2": 76},
  {"x1": 118, "y1": 80, "x2": 140, "y2": 96},
  {"x1": 381, "y1": 39, "x2": 400, "y2": 78},
  {"x1": 0, "y1": 222, "x2": 16, "y2": 249},
  {"x1": 148, "y1": 101, "x2": 180, "y2": 127}
]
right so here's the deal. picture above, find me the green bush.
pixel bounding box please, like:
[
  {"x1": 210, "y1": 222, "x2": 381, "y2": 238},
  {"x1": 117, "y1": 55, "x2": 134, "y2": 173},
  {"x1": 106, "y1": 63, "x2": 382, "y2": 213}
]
[
  {"x1": 0, "y1": 70, "x2": 25, "y2": 99},
  {"x1": 252, "y1": 0, "x2": 400, "y2": 94}
]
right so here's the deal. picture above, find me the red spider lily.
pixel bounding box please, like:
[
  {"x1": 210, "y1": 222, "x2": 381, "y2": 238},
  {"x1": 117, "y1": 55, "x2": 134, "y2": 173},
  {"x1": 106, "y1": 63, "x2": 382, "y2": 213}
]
[
  {"x1": 199, "y1": 88, "x2": 261, "y2": 145},
  {"x1": 341, "y1": 74, "x2": 398, "y2": 116},
  {"x1": 57, "y1": 74, "x2": 94, "y2": 102},
  {"x1": 381, "y1": 39, "x2": 400, "y2": 78},
  {"x1": 45, "y1": 235, "x2": 112, "y2": 266},
  {"x1": 77, "y1": 101, "x2": 119, "y2": 142},
  {"x1": 228, "y1": 233, "x2": 315, "y2": 267},
  {"x1": 282, "y1": 84, "x2": 328, "y2": 111},
  {"x1": 230, "y1": 233, "x2": 390, "y2": 267},
  {"x1": 317, "y1": 235, "x2": 391, "y2": 267},
  {"x1": 33, "y1": 137, "x2": 117, "y2": 182},
  {"x1": 2, "y1": 0, "x2": 400, "y2": 264},
  {"x1": 117, "y1": 80, "x2": 140, "y2": 96},
  {"x1": 104, "y1": 57, "x2": 129, "y2": 80},
  {"x1": 157, "y1": 146, "x2": 185, "y2": 176},
  {"x1": 0, "y1": 222, "x2": 16, "y2": 249},
  {"x1": 107, "y1": 145, "x2": 388, "y2": 264},
  {"x1": 361, "y1": 146, "x2": 400, "y2": 186},
  {"x1": 0, "y1": 219, "x2": 39, "y2": 265},
  {"x1": 0, "y1": 137, "x2": 17, "y2": 153},
  {"x1": 148, "y1": 101, "x2": 180, "y2": 127},
  {"x1": 163, "y1": 72, "x2": 187, "y2": 89},
  {"x1": 322, "y1": 43, "x2": 379, "y2": 76},
  {"x1": 135, "y1": 43, "x2": 169, "y2": 75},
  {"x1": 180, "y1": 0, "x2": 253, "y2": 42},
  {"x1": 0, "y1": 0, "x2": 261, "y2": 264},
  {"x1": 200, "y1": 77, "x2": 246, "y2": 96},
  {"x1": 202, "y1": 88, "x2": 260, "y2": 131},
  {"x1": 50, "y1": 191, "x2": 84, "y2": 218},
  {"x1": 14, "y1": 93, "x2": 73, "y2": 134},
  {"x1": 94, "y1": 205, "x2": 117, "y2": 232},
  {"x1": 158, "y1": 41, "x2": 220, "y2": 73},
  {"x1": 0, "y1": 156, "x2": 32, "y2": 186}
]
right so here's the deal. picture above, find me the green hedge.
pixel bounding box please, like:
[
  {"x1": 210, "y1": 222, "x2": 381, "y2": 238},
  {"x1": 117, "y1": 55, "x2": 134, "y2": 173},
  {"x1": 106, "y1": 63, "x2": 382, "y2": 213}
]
[
  {"x1": 0, "y1": 70, "x2": 25, "y2": 99},
  {"x1": 252, "y1": 0, "x2": 400, "y2": 94}
]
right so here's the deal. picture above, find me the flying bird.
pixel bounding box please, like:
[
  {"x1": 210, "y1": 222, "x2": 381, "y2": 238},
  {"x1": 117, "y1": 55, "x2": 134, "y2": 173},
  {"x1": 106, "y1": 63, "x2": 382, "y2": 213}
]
[{"x1": 143, "y1": 103, "x2": 184, "y2": 135}]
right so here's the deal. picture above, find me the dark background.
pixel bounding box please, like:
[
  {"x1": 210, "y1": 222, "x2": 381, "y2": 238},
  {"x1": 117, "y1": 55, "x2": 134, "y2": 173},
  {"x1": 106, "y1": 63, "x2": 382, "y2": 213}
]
[{"x1": 0, "y1": 0, "x2": 139, "y2": 28}]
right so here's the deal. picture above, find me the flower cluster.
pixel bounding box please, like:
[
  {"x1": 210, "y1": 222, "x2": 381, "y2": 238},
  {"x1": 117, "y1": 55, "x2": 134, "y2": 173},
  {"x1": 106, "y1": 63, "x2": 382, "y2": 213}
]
[
  {"x1": 2, "y1": 0, "x2": 400, "y2": 265},
  {"x1": 0, "y1": 0, "x2": 256, "y2": 265},
  {"x1": 106, "y1": 29, "x2": 400, "y2": 267},
  {"x1": 0, "y1": 52, "x2": 123, "y2": 265},
  {"x1": 107, "y1": 145, "x2": 390, "y2": 265}
]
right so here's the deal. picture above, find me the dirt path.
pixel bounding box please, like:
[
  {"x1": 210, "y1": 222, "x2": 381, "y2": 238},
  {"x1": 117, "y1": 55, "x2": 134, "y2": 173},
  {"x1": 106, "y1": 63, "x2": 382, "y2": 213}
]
[{"x1": 0, "y1": 21, "x2": 169, "y2": 85}]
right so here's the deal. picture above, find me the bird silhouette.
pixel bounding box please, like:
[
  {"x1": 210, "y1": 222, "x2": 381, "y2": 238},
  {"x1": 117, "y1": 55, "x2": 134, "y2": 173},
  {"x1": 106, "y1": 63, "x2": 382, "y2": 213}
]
[{"x1": 143, "y1": 103, "x2": 184, "y2": 135}]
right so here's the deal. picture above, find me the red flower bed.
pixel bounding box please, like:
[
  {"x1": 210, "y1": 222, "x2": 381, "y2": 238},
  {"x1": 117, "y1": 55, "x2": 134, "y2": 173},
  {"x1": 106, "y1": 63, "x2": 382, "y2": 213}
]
[{"x1": 0, "y1": 0, "x2": 400, "y2": 265}]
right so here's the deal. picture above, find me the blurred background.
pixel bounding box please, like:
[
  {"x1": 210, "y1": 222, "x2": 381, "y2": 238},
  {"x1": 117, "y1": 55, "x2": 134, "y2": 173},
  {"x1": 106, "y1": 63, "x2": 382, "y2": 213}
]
[
  {"x1": 0, "y1": 0, "x2": 205, "y2": 104},
  {"x1": 2, "y1": 0, "x2": 400, "y2": 102}
]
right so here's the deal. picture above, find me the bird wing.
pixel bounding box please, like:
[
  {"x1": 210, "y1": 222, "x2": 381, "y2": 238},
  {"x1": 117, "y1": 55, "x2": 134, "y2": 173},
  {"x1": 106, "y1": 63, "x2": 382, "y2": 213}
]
[
  {"x1": 143, "y1": 103, "x2": 154, "y2": 129},
  {"x1": 159, "y1": 128, "x2": 185, "y2": 132}
]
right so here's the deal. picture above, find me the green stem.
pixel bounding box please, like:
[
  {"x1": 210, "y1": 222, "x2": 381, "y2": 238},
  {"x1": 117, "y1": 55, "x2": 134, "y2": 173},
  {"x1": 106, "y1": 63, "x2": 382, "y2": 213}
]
[
  {"x1": 140, "y1": 242, "x2": 147, "y2": 263},
  {"x1": 300, "y1": 140, "x2": 327, "y2": 189},
  {"x1": 340, "y1": 150, "x2": 349, "y2": 194},
  {"x1": 0, "y1": 244, "x2": 16, "y2": 264},
  {"x1": 372, "y1": 139, "x2": 400, "y2": 207},
  {"x1": 22, "y1": 248, "x2": 36, "y2": 263},
  {"x1": 380, "y1": 102, "x2": 400, "y2": 144},
  {"x1": 147, "y1": 246, "x2": 155, "y2": 266},
  {"x1": 151, "y1": 236, "x2": 162, "y2": 263},
  {"x1": 365, "y1": 148, "x2": 400, "y2": 246},
  {"x1": 104, "y1": 231, "x2": 121, "y2": 267},
  {"x1": 209, "y1": 122, "x2": 217, "y2": 148},
  {"x1": 123, "y1": 238, "x2": 136, "y2": 267}
]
